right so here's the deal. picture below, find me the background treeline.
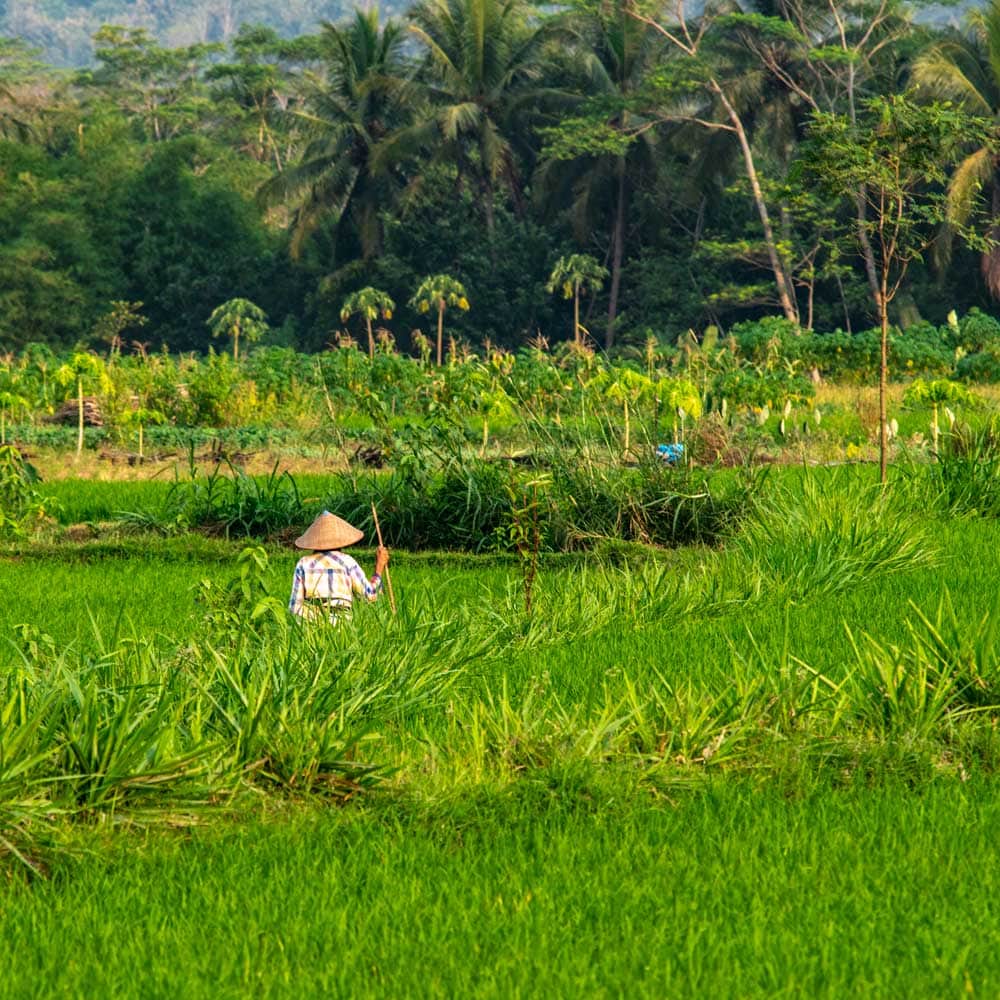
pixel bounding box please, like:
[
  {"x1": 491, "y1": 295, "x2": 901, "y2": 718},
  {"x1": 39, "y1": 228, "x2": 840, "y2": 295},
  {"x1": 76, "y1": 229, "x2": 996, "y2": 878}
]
[{"x1": 1, "y1": 0, "x2": 1000, "y2": 356}]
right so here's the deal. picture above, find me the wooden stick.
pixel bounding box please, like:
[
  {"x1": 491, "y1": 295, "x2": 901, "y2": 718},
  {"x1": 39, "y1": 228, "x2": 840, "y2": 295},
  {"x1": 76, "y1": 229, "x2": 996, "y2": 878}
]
[{"x1": 370, "y1": 502, "x2": 397, "y2": 615}]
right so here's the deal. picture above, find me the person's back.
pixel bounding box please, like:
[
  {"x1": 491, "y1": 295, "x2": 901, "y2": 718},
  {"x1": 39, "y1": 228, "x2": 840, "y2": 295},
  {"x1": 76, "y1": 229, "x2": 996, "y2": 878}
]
[{"x1": 287, "y1": 511, "x2": 389, "y2": 622}]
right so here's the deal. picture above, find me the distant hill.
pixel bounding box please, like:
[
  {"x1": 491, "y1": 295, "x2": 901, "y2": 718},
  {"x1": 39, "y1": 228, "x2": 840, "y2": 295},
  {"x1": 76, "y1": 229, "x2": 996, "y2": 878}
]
[
  {"x1": 0, "y1": 0, "x2": 986, "y2": 68},
  {"x1": 1, "y1": 0, "x2": 411, "y2": 67}
]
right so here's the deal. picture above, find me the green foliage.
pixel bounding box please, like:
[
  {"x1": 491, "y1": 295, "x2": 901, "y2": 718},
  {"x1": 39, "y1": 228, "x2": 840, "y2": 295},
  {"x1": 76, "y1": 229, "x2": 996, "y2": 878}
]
[
  {"x1": 124, "y1": 460, "x2": 309, "y2": 538},
  {"x1": 0, "y1": 444, "x2": 46, "y2": 538},
  {"x1": 731, "y1": 472, "x2": 938, "y2": 601}
]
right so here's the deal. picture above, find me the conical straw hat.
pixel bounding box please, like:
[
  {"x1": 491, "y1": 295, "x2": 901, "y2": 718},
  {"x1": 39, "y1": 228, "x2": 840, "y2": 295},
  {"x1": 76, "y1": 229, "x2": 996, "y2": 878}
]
[{"x1": 294, "y1": 511, "x2": 365, "y2": 550}]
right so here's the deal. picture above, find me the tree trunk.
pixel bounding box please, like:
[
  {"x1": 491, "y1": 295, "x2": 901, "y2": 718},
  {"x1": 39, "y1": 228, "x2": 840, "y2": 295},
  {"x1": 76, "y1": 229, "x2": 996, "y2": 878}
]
[
  {"x1": 856, "y1": 193, "x2": 882, "y2": 308},
  {"x1": 233, "y1": 327, "x2": 240, "y2": 362},
  {"x1": 711, "y1": 80, "x2": 799, "y2": 325},
  {"x1": 436, "y1": 304, "x2": 444, "y2": 366},
  {"x1": 366, "y1": 315, "x2": 375, "y2": 359},
  {"x1": 76, "y1": 377, "x2": 84, "y2": 461},
  {"x1": 573, "y1": 284, "x2": 580, "y2": 344},
  {"x1": 606, "y1": 159, "x2": 626, "y2": 350},
  {"x1": 879, "y1": 281, "x2": 889, "y2": 484}
]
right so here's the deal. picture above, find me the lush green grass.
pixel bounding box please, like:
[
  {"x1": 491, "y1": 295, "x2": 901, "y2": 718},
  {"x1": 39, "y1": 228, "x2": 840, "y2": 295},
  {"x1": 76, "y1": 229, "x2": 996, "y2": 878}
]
[
  {"x1": 42, "y1": 478, "x2": 175, "y2": 524},
  {"x1": 2, "y1": 778, "x2": 999, "y2": 998},
  {"x1": 4, "y1": 470, "x2": 1000, "y2": 997}
]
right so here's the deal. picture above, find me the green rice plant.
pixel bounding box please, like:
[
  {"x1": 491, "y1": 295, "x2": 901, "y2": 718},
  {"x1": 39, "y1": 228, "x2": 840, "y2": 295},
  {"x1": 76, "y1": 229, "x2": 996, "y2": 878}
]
[
  {"x1": 480, "y1": 559, "x2": 711, "y2": 649},
  {"x1": 730, "y1": 470, "x2": 938, "y2": 601}
]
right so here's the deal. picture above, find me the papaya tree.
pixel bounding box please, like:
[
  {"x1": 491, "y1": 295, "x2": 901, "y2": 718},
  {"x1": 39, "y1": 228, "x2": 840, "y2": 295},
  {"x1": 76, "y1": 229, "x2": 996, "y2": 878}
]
[
  {"x1": 207, "y1": 298, "x2": 269, "y2": 362},
  {"x1": 55, "y1": 352, "x2": 109, "y2": 462},
  {"x1": 595, "y1": 367, "x2": 656, "y2": 459},
  {"x1": 902, "y1": 378, "x2": 977, "y2": 456},
  {"x1": 340, "y1": 287, "x2": 395, "y2": 360},
  {"x1": 410, "y1": 275, "x2": 470, "y2": 366},
  {"x1": 120, "y1": 406, "x2": 167, "y2": 461},
  {"x1": 546, "y1": 254, "x2": 608, "y2": 345}
]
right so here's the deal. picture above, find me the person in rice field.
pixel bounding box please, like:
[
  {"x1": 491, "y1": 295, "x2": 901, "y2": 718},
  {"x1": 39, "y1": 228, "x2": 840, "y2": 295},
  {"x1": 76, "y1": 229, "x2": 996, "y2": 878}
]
[{"x1": 288, "y1": 510, "x2": 390, "y2": 621}]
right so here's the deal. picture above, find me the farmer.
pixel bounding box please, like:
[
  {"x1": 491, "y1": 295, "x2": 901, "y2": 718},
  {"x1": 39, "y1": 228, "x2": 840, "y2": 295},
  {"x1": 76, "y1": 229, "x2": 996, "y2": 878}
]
[{"x1": 288, "y1": 510, "x2": 390, "y2": 621}]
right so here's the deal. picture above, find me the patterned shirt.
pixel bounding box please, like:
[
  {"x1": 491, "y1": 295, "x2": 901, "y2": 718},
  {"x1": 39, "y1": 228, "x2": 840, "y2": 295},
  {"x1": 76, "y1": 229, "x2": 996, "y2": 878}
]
[{"x1": 288, "y1": 550, "x2": 381, "y2": 619}]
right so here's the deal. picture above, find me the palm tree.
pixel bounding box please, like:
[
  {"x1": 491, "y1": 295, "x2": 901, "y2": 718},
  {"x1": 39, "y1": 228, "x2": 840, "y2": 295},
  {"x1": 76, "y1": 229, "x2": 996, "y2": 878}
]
[
  {"x1": 912, "y1": 2, "x2": 1000, "y2": 297},
  {"x1": 260, "y1": 9, "x2": 412, "y2": 261},
  {"x1": 546, "y1": 254, "x2": 608, "y2": 344},
  {"x1": 341, "y1": 286, "x2": 395, "y2": 358},
  {"x1": 378, "y1": 0, "x2": 554, "y2": 235},
  {"x1": 534, "y1": 5, "x2": 663, "y2": 348},
  {"x1": 207, "y1": 298, "x2": 269, "y2": 361},
  {"x1": 410, "y1": 274, "x2": 470, "y2": 365}
]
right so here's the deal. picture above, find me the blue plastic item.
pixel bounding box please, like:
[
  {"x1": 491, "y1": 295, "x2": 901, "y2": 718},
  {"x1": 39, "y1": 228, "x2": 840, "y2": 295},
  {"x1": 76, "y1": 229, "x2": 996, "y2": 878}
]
[{"x1": 656, "y1": 443, "x2": 685, "y2": 465}]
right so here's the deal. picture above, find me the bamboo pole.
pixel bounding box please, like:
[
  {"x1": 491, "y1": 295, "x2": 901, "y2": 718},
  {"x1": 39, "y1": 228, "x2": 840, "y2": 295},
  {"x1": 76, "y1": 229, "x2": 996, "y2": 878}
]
[{"x1": 370, "y1": 503, "x2": 396, "y2": 615}]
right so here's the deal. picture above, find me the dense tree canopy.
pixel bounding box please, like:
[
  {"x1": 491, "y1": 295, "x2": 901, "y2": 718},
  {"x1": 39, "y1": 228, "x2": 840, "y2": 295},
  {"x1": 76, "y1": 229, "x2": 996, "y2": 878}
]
[{"x1": 0, "y1": 0, "x2": 997, "y2": 357}]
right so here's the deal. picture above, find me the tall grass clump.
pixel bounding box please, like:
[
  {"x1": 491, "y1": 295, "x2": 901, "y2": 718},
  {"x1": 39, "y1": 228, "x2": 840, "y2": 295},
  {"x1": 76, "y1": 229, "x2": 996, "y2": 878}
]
[
  {"x1": 0, "y1": 548, "x2": 487, "y2": 872},
  {"x1": 920, "y1": 421, "x2": 1000, "y2": 518},
  {"x1": 326, "y1": 455, "x2": 761, "y2": 553},
  {"x1": 119, "y1": 458, "x2": 311, "y2": 538},
  {"x1": 729, "y1": 471, "x2": 938, "y2": 601}
]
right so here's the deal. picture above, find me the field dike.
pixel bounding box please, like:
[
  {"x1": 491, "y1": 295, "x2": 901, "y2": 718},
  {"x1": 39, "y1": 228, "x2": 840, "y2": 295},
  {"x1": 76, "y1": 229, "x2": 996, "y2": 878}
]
[{"x1": 3, "y1": 471, "x2": 989, "y2": 877}]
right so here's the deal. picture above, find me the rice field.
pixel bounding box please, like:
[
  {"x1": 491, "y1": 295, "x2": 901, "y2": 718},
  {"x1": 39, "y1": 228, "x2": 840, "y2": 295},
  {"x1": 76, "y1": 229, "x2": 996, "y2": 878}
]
[{"x1": 3, "y1": 465, "x2": 1000, "y2": 997}]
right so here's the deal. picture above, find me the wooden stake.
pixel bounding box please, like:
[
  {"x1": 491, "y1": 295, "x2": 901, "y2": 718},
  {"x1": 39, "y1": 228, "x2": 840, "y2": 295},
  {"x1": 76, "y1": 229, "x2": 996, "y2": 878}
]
[{"x1": 370, "y1": 502, "x2": 396, "y2": 615}]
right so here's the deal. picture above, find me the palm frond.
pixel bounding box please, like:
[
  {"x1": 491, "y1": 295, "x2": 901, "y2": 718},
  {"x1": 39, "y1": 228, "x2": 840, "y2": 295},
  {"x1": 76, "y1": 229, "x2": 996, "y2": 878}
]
[
  {"x1": 912, "y1": 45, "x2": 994, "y2": 113},
  {"x1": 947, "y1": 147, "x2": 995, "y2": 226}
]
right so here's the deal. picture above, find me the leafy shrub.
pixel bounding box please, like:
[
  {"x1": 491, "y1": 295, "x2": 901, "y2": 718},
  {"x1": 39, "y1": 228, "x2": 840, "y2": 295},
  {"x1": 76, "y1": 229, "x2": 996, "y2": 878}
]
[
  {"x1": 710, "y1": 368, "x2": 815, "y2": 410},
  {"x1": 956, "y1": 308, "x2": 1000, "y2": 353},
  {"x1": 956, "y1": 346, "x2": 1000, "y2": 383},
  {"x1": 0, "y1": 445, "x2": 48, "y2": 538}
]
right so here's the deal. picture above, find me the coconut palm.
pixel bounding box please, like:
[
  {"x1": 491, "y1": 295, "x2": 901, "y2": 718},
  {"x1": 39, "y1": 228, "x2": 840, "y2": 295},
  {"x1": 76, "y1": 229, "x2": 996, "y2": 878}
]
[
  {"x1": 378, "y1": 0, "x2": 555, "y2": 234},
  {"x1": 912, "y1": 2, "x2": 1000, "y2": 296},
  {"x1": 259, "y1": 9, "x2": 413, "y2": 261}
]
